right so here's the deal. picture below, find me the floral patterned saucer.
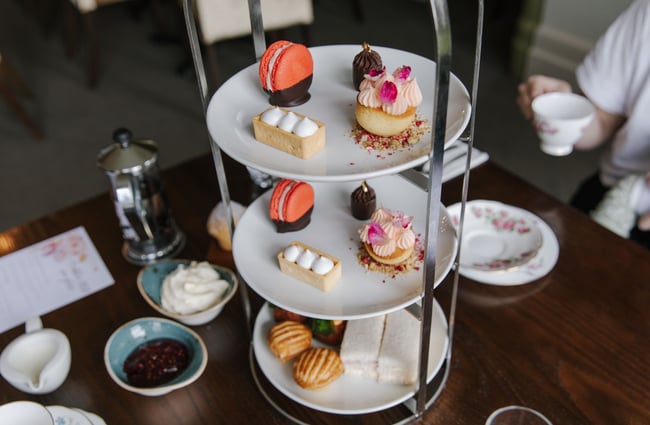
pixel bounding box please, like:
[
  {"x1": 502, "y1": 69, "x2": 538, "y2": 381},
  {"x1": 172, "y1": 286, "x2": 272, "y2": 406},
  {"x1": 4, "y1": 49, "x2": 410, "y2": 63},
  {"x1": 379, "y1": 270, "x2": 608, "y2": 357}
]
[
  {"x1": 450, "y1": 200, "x2": 543, "y2": 272},
  {"x1": 448, "y1": 200, "x2": 559, "y2": 286}
]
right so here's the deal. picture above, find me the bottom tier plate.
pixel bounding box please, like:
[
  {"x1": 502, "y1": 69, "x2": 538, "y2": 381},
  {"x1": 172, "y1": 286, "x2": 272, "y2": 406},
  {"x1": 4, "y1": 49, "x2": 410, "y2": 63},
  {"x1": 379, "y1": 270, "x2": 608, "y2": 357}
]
[{"x1": 252, "y1": 303, "x2": 449, "y2": 415}]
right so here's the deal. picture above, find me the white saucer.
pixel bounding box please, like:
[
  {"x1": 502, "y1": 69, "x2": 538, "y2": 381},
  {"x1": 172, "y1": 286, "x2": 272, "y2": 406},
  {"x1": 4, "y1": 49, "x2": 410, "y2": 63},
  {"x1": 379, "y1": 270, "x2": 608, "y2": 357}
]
[
  {"x1": 46, "y1": 406, "x2": 92, "y2": 425},
  {"x1": 447, "y1": 200, "x2": 559, "y2": 285},
  {"x1": 73, "y1": 409, "x2": 107, "y2": 425},
  {"x1": 457, "y1": 200, "x2": 543, "y2": 271}
]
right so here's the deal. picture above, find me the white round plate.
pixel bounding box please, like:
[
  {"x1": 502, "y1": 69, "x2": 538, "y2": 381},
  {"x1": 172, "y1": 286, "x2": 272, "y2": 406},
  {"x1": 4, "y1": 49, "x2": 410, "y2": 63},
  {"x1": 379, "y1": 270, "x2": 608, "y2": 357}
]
[
  {"x1": 448, "y1": 200, "x2": 559, "y2": 285},
  {"x1": 253, "y1": 303, "x2": 448, "y2": 415},
  {"x1": 72, "y1": 409, "x2": 107, "y2": 425},
  {"x1": 206, "y1": 45, "x2": 471, "y2": 182},
  {"x1": 46, "y1": 406, "x2": 92, "y2": 425},
  {"x1": 454, "y1": 201, "x2": 543, "y2": 271},
  {"x1": 232, "y1": 174, "x2": 457, "y2": 319}
]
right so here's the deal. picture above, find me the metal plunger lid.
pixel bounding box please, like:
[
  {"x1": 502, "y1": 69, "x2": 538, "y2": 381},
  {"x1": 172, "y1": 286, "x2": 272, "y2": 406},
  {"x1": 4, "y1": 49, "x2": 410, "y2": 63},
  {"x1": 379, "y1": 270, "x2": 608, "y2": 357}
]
[{"x1": 97, "y1": 128, "x2": 158, "y2": 174}]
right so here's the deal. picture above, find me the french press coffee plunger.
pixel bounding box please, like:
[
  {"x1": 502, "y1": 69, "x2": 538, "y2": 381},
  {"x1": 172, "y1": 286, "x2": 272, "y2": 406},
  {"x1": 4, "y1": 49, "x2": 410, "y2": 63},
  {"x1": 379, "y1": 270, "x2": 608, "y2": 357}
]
[{"x1": 97, "y1": 128, "x2": 185, "y2": 265}]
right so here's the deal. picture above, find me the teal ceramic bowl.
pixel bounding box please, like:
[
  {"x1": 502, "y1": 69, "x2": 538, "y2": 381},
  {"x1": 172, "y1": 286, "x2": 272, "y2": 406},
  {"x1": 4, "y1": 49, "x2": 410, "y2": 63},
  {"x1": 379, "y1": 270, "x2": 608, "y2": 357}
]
[
  {"x1": 137, "y1": 259, "x2": 238, "y2": 326},
  {"x1": 104, "y1": 317, "x2": 207, "y2": 396}
]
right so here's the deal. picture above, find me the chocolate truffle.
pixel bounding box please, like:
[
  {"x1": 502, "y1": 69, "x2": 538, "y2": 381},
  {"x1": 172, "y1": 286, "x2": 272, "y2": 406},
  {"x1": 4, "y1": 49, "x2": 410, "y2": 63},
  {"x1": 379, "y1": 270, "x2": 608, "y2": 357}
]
[
  {"x1": 352, "y1": 42, "x2": 383, "y2": 91},
  {"x1": 351, "y1": 180, "x2": 376, "y2": 220}
]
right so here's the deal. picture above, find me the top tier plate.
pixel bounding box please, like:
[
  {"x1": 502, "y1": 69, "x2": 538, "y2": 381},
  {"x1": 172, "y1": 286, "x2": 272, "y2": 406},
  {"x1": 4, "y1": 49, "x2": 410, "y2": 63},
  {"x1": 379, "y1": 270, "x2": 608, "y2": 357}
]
[{"x1": 206, "y1": 45, "x2": 471, "y2": 182}]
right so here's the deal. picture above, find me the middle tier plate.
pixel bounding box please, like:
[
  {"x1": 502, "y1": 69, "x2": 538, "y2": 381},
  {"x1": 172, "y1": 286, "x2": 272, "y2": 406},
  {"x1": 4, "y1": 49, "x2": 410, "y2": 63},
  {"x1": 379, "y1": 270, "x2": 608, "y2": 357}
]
[
  {"x1": 206, "y1": 44, "x2": 471, "y2": 182},
  {"x1": 232, "y1": 175, "x2": 457, "y2": 319}
]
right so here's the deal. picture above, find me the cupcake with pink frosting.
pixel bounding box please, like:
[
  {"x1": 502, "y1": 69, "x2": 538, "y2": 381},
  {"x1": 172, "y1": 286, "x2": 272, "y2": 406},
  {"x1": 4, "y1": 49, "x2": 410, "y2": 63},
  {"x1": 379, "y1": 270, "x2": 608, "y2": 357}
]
[
  {"x1": 358, "y1": 208, "x2": 416, "y2": 265},
  {"x1": 355, "y1": 66, "x2": 423, "y2": 137}
]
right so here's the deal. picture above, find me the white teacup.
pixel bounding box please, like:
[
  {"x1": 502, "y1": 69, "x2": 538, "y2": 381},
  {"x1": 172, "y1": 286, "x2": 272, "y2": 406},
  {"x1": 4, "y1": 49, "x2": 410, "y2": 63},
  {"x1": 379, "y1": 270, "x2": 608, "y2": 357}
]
[
  {"x1": 532, "y1": 92, "x2": 595, "y2": 156},
  {"x1": 0, "y1": 401, "x2": 54, "y2": 425},
  {"x1": 0, "y1": 318, "x2": 71, "y2": 394}
]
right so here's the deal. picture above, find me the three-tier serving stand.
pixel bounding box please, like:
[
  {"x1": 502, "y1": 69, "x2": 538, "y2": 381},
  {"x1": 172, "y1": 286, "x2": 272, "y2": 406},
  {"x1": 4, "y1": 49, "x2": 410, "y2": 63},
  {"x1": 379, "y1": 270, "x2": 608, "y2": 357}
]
[{"x1": 180, "y1": 0, "x2": 483, "y2": 422}]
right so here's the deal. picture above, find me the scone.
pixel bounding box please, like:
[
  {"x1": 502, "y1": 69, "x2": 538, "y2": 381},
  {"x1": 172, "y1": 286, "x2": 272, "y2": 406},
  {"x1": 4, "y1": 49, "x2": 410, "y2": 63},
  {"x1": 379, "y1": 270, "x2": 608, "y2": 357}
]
[
  {"x1": 355, "y1": 65, "x2": 422, "y2": 137},
  {"x1": 293, "y1": 347, "x2": 344, "y2": 390},
  {"x1": 358, "y1": 208, "x2": 416, "y2": 265},
  {"x1": 206, "y1": 201, "x2": 245, "y2": 251},
  {"x1": 268, "y1": 321, "x2": 312, "y2": 362}
]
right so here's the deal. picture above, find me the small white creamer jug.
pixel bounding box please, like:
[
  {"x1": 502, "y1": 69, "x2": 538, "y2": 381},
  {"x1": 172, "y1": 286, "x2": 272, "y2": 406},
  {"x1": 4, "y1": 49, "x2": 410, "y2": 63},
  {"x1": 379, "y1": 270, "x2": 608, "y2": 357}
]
[{"x1": 0, "y1": 317, "x2": 71, "y2": 394}]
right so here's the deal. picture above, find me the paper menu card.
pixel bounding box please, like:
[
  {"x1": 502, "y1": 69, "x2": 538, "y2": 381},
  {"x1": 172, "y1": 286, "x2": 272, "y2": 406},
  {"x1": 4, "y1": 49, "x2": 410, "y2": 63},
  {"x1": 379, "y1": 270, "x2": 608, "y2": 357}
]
[{"x1": 0, "y1": 226, "x2": 114, "y2": 334}]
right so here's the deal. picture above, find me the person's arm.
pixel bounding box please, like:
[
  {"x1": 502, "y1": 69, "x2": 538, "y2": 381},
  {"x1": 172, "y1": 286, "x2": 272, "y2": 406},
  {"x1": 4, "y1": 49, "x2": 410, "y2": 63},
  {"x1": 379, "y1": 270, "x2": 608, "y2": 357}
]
[
  {"x1": 637, "y1": 173, "x2": 650, "y2": 231},
  {"x1": 575, "y1": 105, "x2": 625, "y2": 150},
  {"x1": 517, "y1": 74, "x2": 626, "y2": 150}
]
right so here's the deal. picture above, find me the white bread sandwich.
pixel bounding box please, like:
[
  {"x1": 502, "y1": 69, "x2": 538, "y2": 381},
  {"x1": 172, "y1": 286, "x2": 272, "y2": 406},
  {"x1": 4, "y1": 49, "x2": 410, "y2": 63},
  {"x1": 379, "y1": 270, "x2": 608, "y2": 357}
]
[
  {"x1": 339, "y1": 315, "x2": 386, "y2": 379},
  {"x1": 376, "y1": 309, "x2": 420, "y2": 385},
  {"x1": 340, "y1": 309, "x2": 420, "y2": 385}
]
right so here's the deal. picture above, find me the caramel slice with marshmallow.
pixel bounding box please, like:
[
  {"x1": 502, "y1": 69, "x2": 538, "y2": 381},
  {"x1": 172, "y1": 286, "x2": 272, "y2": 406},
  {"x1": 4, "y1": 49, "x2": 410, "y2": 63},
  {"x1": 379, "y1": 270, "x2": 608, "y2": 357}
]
[
  {"x1": 278, "y1": 241, "x2": 341, "y2": 292},
  {"x1": 252, "y1": 107, "x2": 325, "y2": 159}
]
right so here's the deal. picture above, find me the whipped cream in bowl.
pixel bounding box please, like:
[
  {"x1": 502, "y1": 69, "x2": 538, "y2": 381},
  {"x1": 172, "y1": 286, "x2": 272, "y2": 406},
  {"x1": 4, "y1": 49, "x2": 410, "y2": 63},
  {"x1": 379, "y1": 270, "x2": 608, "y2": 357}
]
[{"x1": 137, "y1": 260, "x2": 238, "y2": 326}]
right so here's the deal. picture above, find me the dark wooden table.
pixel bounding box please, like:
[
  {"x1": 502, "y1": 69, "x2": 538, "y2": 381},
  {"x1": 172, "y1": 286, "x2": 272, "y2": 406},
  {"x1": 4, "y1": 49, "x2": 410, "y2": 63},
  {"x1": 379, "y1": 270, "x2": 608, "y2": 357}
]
[{"x1": 1, "y1": 154, "x2": 648, "y2": 424}]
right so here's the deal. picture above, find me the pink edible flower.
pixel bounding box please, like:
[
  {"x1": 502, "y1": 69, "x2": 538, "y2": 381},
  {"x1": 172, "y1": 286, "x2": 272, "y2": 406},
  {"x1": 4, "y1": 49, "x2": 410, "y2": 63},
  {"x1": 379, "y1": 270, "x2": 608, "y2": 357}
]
[
  {"x1": 395, "y1": 66, "x2": 411, "y2": 81},
  {"x1": 367, "y1": 221, "x2": 388, "y2": 245},
  {"x1": 390, "y1": 210, "x2": 413, "y2": 228},
  {"x1": 380, "y1": 81, "x2": 398, "y2": 104},
  {"x1": 368, "y1": 66, "x2": 386, "y2": 78}
]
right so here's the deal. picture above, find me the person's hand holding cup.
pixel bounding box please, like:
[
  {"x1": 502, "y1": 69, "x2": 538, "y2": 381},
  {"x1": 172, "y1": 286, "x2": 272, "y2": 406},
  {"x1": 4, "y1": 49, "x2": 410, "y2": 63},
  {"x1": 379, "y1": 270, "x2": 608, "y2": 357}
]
[{"x1": 531, "y1": 92, "x2": 595, "y2": 156}]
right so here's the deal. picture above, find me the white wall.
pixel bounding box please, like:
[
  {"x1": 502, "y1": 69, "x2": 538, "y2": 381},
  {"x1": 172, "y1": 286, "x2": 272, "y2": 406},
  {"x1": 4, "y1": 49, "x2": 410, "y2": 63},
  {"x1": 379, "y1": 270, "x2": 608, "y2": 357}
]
[{"x1": 524, "y1": 0, "x2": 632, "y2": 87}]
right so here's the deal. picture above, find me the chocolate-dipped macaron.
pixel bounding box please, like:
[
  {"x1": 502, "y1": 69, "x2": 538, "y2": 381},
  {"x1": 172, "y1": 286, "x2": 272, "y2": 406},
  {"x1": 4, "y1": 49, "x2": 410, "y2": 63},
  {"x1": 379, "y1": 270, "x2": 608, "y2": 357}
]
[
  {"x1": 259, "y1": 40, "x2": 313, "y2": 107},
  {"x1": 269, "y1": 179, "x2": 315, "y2": 232},
  {"x1": 352, "y1": 42, "x2": 383, "y2": 91},
  {"x1": 350, "y1": 180, "x2": 376, "y2": 220}
]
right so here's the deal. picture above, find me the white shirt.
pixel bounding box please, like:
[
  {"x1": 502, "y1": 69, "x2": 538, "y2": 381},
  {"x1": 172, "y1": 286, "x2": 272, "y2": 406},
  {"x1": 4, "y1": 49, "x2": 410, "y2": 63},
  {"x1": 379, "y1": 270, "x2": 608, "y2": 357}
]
[{"x1": 576, "y1": 0, "x2": 650, "y2": 186}]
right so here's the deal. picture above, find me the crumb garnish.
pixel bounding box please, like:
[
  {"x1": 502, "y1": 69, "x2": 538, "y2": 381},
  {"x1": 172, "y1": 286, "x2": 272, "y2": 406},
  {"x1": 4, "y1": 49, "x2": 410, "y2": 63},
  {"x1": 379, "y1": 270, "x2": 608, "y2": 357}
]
[
  {"x1": 355, "y1": 234, "x2": 425, "y2": 279},
  {"x1": 351, "y1": 115, "x2": 431, "y2": 153}
]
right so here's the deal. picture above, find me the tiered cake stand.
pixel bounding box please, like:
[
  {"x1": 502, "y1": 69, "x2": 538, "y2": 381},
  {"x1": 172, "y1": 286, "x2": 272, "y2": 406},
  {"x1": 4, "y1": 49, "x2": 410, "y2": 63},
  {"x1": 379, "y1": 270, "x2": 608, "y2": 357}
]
[{"x1": 180, "y1": 0, "x2": 484, "y2": 422}]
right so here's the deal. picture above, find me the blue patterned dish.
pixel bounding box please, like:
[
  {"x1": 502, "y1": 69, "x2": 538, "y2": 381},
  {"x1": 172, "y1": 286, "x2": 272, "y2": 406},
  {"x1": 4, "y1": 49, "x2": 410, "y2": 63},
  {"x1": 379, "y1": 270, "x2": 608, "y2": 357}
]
[
  {"x1": 104, "y1": 317, "x2": 207, "y2": 396},
  {"x1": 137, "y1": 259, "x2": 238, "y2": 326}
]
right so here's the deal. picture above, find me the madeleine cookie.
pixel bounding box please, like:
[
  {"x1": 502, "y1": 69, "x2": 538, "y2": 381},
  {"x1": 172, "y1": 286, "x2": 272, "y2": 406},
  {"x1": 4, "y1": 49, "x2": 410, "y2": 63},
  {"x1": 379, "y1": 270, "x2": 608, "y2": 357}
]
[
  {"x1": 268, "y1": 320, "x2": 312, "y2": 362},
  {"x1": 293, "y1": 347, "x2": 344, "y2": 390}
]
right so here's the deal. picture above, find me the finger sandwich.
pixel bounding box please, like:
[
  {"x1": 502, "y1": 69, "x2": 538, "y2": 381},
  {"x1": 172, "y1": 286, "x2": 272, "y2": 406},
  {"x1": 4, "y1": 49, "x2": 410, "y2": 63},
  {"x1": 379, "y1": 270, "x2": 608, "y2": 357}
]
[
  {"x1": 339, "y1": 309, "x2": 420, "y2": 385},
  {"x1": 339, "y1": 315, "x2": 386, "y2": 379}
]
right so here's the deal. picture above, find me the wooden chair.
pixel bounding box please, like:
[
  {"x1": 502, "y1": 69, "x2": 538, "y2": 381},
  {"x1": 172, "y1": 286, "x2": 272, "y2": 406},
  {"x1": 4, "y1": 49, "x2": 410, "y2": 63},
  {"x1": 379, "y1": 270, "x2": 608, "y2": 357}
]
[
  {"x1": 62, "y1": 0, "x2": 166, "y2": 88},
  {"x1": 0, "y1": 52, "x2": 44, "y2": 140},
  {"x1": 192, "y1": 0, "x2": 314, "y2": 89}
]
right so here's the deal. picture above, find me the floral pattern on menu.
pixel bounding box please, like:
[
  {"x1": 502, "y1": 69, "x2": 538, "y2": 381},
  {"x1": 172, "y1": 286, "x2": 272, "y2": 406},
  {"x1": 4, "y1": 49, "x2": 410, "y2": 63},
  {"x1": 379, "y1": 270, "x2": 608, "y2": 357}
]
[{"x1": 41, "y1": 233, "x2": 88, "y2": 263}]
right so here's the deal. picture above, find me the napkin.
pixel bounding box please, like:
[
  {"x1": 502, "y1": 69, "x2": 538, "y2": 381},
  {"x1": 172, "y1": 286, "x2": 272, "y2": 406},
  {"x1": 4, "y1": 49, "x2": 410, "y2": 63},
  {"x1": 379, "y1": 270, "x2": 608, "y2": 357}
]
[
  {"x1": 408, "y1": 141, "x2": 490, "y2": 187},
  {"x1": 440, "y1": 141, "x2": 490, "y2": 183}
]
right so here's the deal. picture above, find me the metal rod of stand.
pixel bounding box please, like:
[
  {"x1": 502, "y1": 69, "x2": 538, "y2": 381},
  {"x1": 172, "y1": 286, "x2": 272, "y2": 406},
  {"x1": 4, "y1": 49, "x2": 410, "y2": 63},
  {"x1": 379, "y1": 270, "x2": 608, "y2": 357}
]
[
  {"x1": 181, "y1": 0, "x2": 252, "y2": 332},
  {"x1": 447, "y1": 0, "x2": 484, "y2": 381},
  {"x1": 247, "y1": 0, "x2": 267, "y2": 59},
  {"x1": 416, "y1": 0, "x2": 451, "y2": 416}
]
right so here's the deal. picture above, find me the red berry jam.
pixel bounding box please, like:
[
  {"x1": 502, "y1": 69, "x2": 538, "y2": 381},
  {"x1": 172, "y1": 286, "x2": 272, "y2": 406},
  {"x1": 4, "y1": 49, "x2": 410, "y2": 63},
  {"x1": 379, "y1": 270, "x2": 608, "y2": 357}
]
[{"x1": 123, "y1": 338, "x2": 190, "y2": 387}]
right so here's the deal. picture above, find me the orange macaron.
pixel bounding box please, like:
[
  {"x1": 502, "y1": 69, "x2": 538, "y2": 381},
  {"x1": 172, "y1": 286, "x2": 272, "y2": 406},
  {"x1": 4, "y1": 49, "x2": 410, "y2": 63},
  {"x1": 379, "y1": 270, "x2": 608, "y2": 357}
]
[
  {"x1": 259, "y1": 40, "x2": 313, "y2": 107},
  {"x1": 269, "y1": 179, "x2": 314, "y2": 233}
]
